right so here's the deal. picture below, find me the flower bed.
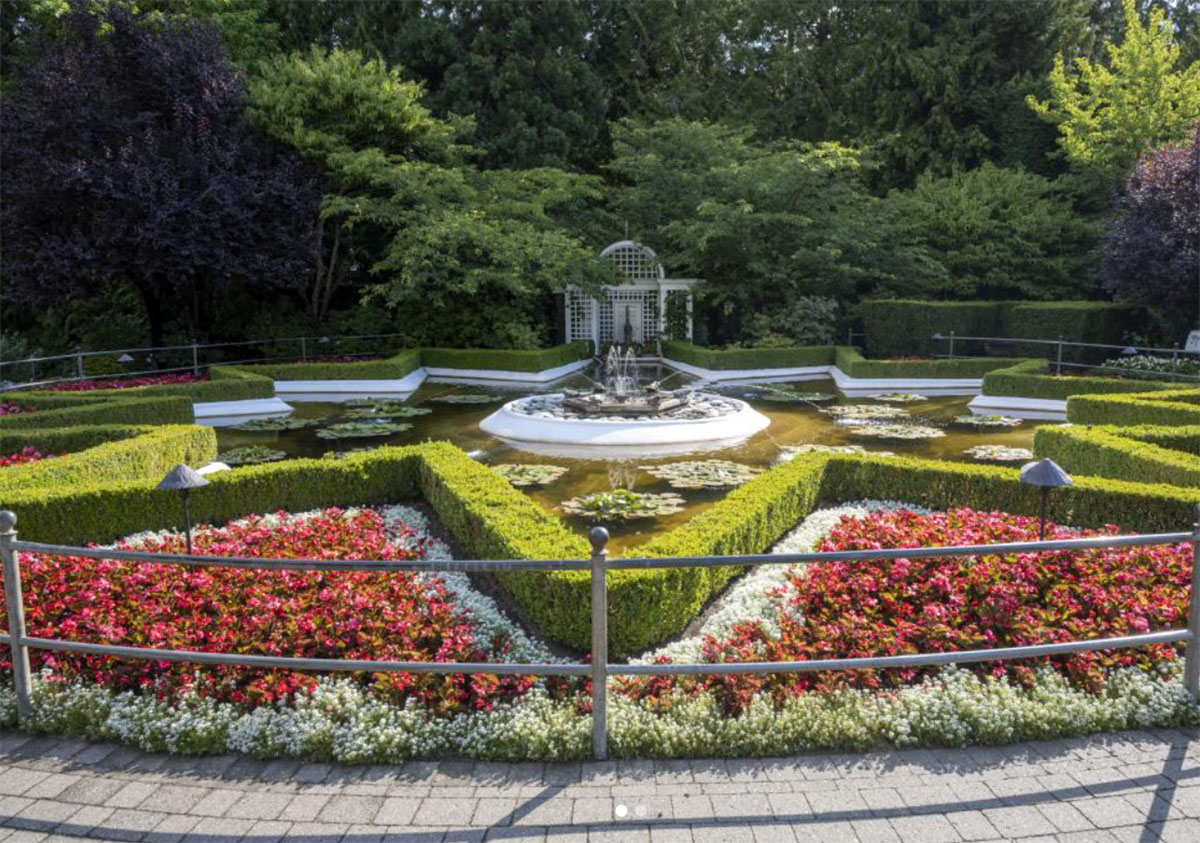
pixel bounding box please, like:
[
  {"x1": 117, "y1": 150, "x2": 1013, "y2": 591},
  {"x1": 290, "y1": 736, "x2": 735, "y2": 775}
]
[
  {"x1": 0, "y1": 506, "x2": 550, "y2": 714},
  {"x1": 51, "y1": 372, "x2": 209, "y2": 392},
  {"x1": 622, "y1": 506, "x2": 1193, "y2": 716},
  {"x1": 0, "y1": 447, "x2": 59, "y2": 468},
  {"x1": 0, "y1": 401, "x2": 34, "y2": 415}
]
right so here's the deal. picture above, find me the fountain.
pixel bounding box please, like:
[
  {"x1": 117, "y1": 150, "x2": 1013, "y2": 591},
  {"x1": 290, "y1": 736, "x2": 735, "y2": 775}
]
[{"x1": 478, "y1": 347, "x2": 770, "y2": 457}]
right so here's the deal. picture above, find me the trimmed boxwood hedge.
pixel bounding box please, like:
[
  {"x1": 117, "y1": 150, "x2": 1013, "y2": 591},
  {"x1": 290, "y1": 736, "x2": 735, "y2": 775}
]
[
  {"x1": 982, "y1": 359, "x2": 1182, "y2": 401},
  {"x1": 422, "y1": 342, "x2": 593, "y2": 373},
  {"x1": 661, "y1": 341, "x2": 834, "y2": 370},
  {"x1": 1033, "y1": 424, "x2": 1200, "y2": 487},
  {"x1": 0, "y1": 425, "x2": 217, "y2": 496},
  {"x1": 0, "y1": 424, "x2": 151, "y2": 456},
  {"x1": 5, "y1": 442, "x2": 1196, "y2": 658},
  {"x1": 1066, "y1": 389, "x2": 1200, "y2": 426},
  {"x1": 833, "y1": 346, "x2": 1020, "y2": 379},
  {"x1": 0, "y1": 391, "x2": 194, "y2": 430},
  {"x1": 217, "y1": 349, "x2": 424, "y2": 382}
]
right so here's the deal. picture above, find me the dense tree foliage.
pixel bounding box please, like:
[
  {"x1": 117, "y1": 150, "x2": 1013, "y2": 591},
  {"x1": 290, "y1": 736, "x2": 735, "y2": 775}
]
[
  {"x1": 3, "y1": 0, "x2": 1197, "y2": 352},
  {"x1": 1030, "y1": 0, "x2": 1200, "y2": 179},
  {"x1": 1102, "y1": 129, "x2": 1199, "y2": 326},
  {"x1": 0, "y1": 4, "x2": 318, "y2": 348}
]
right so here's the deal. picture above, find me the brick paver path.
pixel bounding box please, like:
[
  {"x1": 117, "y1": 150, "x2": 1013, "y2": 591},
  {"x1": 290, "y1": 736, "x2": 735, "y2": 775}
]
[{"x1": 1, "y1": 728, "x2": 1198, "y2": 842}]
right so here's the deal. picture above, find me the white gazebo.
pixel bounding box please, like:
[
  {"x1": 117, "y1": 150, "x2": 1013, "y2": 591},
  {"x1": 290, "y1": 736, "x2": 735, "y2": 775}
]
[{"x1": 560, "y1": 240, "x2": 698, "y2": 352}]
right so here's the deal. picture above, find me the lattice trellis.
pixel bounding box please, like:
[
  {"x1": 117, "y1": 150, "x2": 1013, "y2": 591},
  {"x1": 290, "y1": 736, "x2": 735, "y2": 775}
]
[
  {"x1": 600, "y1": 241, "x2": 664, "y2": 283},
  {"x1": 565, "y1": 289, "x2": 595, "y2": 344},
  {"x1": 601, "y1": 288, "x2": 661, "y2": 344}
]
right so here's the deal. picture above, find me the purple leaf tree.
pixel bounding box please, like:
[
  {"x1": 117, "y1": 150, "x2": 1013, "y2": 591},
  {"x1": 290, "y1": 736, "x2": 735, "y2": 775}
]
[
  {"x1": 0, "y1": 3, "x2": 320, "y2": 348},
  {"x1": 1102, "y1": 128, "x2": 1200, "y2": 327}
]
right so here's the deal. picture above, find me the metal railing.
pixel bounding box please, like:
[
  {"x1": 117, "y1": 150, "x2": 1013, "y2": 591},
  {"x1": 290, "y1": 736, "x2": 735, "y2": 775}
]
[
  {"x1": 0, "y1": 333, "x2": 408, "y2": 391},
  {"x1": 931, "y1": 332, "x2": 1200, "y2": 380},
  {"x1": 2, "y1": 506, "x2": 1199, "y2": 760}
]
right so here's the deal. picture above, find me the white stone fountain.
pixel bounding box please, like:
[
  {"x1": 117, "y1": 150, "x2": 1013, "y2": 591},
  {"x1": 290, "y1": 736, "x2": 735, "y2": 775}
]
[{"x1": 479, "y1": 348, "x2": 770, "y2": 457}]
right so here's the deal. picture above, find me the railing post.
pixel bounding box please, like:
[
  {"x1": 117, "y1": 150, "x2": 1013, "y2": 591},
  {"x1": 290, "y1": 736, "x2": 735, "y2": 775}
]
[
  {"x1": 589, "y1": 526, "x2": 609, "y2": 760},
  {"x1": 300, "y1": 337, "x2": 308, "y2": 362},
  {"x1": 75, "y1": 348, "x2": 84, "y2": 379},
  {"x1": 1055, "y1": 335, "x2": 1064, "y2": 375},
  {"x1": 1184, "y1": 504, "x2": 1200, "y2": 702},
  {"x1": 0, "y1": 510, "x2": 33, "y2": 721},
  {"x1": 191, "y1": 341, "x2": 199, "y2": 376},
  {"x1": 948, "y1": 331, "x2": 955, "y2": 359}
]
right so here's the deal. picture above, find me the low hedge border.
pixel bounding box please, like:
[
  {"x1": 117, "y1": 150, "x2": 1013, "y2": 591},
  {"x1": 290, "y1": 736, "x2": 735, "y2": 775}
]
[
  {"x1": 1, "y1": 424, "x2": 169, "y2": 456},
  {"x1": 1065, "y1": 389, "x2": 1200, "y2": 426},
  {"x1": 982, "y1": 359, "x2": 1183, "y2": 401},
  {"x1": 5, "y1": 442, "x2": 1196, "y2": 659},
  {"x1": 422, "y1": 342, "x2": 593, "y2": 373},
  {"x1": 0, "y1": 425, "x2": 217, "y2": 497},
  {"x1": 1033, "y1": 424, "x2": 1200, "y2": 487},
  {"x1": 833, "y1": 347, "x2": 1022, "y2": 379},
  {"x1": 0, "y1": 391, "x2": 194, "y2": 430},
  {"x1": 216, "y1": 349, "x2": 424, "y2": 382},
  {"x1": 661, "y1": 341, "x2": 834, "y2": 370}
]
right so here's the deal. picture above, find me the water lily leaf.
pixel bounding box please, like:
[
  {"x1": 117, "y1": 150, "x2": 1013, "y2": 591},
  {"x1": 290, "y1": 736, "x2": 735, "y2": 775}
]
[
  {"x1": 230, "y1": 416, "x2": 320, "y2": 431},
  {"x1": 561, "y1": 489, "x2": 686, "y2": 521},
  {"x1": 845, "y1": 423, "x2": 945, "y2": 440},
  {"x1": 952, "y1": 414, "x2": 1024, "y2": 428},
  {"x1": 493, "y1": 463, "x2": 569, "y2": 487},
  {"x1": 429, "y1": 393, "x2": 501, "y2": 404},
  {"x1": 216, "y1": 446, "x2": 289, "y2": 466},
  {"x1": 315, "y1": 421, "x2": 413, "y2": 439},
  {"x1": 964, "y1": 444, "x2": 1033, "y2": 462},
  {"x1": 639, "y1": 460, "x2": 760, "y2": 489}
]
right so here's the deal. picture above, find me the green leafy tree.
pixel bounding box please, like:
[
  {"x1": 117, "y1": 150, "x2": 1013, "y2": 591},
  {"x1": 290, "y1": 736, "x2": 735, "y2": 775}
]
[
  {"x1": 1029, "y1": 0, "x2": 1200, "y2": 178},
  {"x1": 882, "y1": 163, "x2": 1102, "y2": 300},
  {"x1": 607, "y1": 119, "x2": 943, "y2": 341},
  {"x1": 249, "y1": 46, "x2": 609, "y2": 345}
]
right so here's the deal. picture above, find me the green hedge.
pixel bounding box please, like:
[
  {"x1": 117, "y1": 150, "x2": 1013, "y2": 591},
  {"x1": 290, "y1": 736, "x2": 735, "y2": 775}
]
[
  {"x1": 422, "y1": 342, "x2": 593, "y2": 373},
  {"x1": 833, "y1": 347, "x2": 1021, "y2": 379},
  {"x1": 6, "y1": 443, "x2": 1196, "y2": 658},
  {"x1": 217, "y1": 349, "x2": 423, "y2": 382},
  {"x1": 0, "y1": 391, "x2": 194, "y2": 430},
  {"x1": 1, "y1": 424, "x2": 161, "y2": 456},
  {"x1": 661, "y1": 341, "x2": 834, "y2": 370},
  {"x1": 1033, "y1": 424, "x2": 1200, "y2": 487},
  {"x1": 981, "y1": 359, "x2": 1182, "y2": 401},
  {"x1": 860, "y1": 300, "x2": 1005, "y2": 358},
  {"x1": 860, "y1": 299, "x2": 1142, "y2": 359},
  {"x1": 817, "y1": 454, "x2": 1199, "y2": 535},
  {"x1": 1066, "y1": 389, "x2": 1200, "y2": 426},
  {"x1": 0, "y1": 425, "x2": 217, "y2": 497}
]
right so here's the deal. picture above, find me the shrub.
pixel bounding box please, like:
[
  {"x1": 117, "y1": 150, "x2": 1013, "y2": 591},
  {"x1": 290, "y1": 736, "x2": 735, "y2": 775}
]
[
  {"x1": 1002, "y1": 302, "x2": 1143, "y2": 363},
  {"x1": 0, "y1": 425, "x2": 217, "y2": 496},
  {"x1": 834, "y1": 347, "x2": 1020, "y2": 379},
  {"x1": 1096, "y1": 354, "x2": 1200, "y2": 382},
  {"x1": 421, "y1": 342, "x2": 592, "y2": 373},
  {"x1": 981, "y1": 359, "x2": 1183, "y2": 401},
  {"x1": 218, "y1": 350, "x2": 423, "y2": 382},
  {"x1": 661, "y1": 342, "x2": 834, "y2": 370},
  {"x1": 0, "y1": 391, "x2": 194, "y2": 430},
  {"x1": 0, "y1": 424, "x2": 159, "y2": 457},
  {"x1": 1034, "y1": 424, "x2": 1200, "y2": 486},
  {"x1": 1066, "y1": 388, "x2": 1200, "y2": 426}
]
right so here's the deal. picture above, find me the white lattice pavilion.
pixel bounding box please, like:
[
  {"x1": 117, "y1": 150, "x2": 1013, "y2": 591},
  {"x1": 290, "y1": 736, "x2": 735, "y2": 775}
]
[{"x1": 560, "y1": 240, "x2": 698, "y2": 351}]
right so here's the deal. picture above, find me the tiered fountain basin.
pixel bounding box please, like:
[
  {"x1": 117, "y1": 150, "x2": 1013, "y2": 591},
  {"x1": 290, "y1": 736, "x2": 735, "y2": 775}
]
[{"x1": 479, "y1": 391, "x2": 771, "y2": 456}]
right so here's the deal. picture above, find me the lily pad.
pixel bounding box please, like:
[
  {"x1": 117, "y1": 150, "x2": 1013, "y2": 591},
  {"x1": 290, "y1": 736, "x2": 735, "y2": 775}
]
[
  {"x1": 315, "y1": 421, "x2": 413, "y2": 439},
  {"x1": 824, "y1": 404, "x2": 910, "y2": 422},
  {"x1": 321, "y1": 446, "x2": 381, "y2": 460},
  {"x1": 872, "y1": 393, "x2": 927, "y2": 403},
  {"x1": 755, "y1": 388, "x2": 837, "y2": 403},
  {"x1": 230, "y1": 416, "x2": 320, "y2": 431},
  {"x1": 493, "y1": 463, "x2": 569, "y2": 487},
  {"x1": 344, "y1": 404, "x2": 433, "y2": 419},
  {"x1": 561, "y1": 489, "x2": 686, "y2": 521},
  {"x1": 639, "y1": 460, "x2": 760, "y2": 489},
  {"x1": 216, "y1": 445, "x2": 289, "y2": 466},
  {"x1": 952, "y1": 414, "x2": 1024, "y2": 428},
  {"x1": 845, "y1": 423, "x2": 945, "y2": 440},
  {"x1": 964, "y1": 444, "x2": 1034, "y2": 462},
  {"x1": 429, "y1": 393, "x2": 501, "y2": 405},
  {"x1": 776, "y1": 444, "x2": 896, "y2": 461}
]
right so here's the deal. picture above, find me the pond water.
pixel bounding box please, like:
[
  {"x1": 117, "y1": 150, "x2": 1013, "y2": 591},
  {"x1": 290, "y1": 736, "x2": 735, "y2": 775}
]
[{"x1": 215, "y1": 364, "x2": 1041, "y2": 554}]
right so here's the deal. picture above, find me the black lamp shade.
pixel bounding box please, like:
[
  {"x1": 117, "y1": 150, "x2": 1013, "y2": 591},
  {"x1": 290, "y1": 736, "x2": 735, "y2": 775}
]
[
  {"x1": 1019, "y1": 458, "x2": 1073, "y2": 488},
  {"x1": 156, "y1": 464, "x2": 210, "y2": 492}
]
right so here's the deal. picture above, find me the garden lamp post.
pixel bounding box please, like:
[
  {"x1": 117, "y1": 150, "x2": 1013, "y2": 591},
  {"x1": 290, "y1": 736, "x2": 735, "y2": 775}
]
[
  {"x1": 156, "y1": 464, "x2": 209, "y2": 554},
  {"x1": 1019, "y1": 458, "x2": 1073, "y2": 540}
]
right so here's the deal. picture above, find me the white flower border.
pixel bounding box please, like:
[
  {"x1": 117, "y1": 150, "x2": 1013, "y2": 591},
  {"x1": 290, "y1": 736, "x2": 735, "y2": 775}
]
[{"x1": 3, "y1": 502, "x2": 1196, "y2": 760}]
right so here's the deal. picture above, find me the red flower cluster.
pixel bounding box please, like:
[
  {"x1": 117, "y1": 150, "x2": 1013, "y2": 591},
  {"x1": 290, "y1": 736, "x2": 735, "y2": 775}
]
[
  {"x1": 52, "y1": 372, "x2": 209, "y2": 392},
  {"x1": 620, "y1": 508, "x2": 1193, "y2": 715},
  {"x1": 0, "y1": 447, "x2": 59, "y2": 468},
  {"x1": 0, "y1": 401, "x2": 34, "y2": 415},
  {"x1": 0, "y1": 508, "x2": 535, "y2": 712}
]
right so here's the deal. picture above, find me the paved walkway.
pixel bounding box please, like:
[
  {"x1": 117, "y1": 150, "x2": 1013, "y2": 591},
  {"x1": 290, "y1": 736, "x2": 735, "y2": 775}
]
[{"x1": 0, "y1": 728, "x2": 1198, "y2": 842}]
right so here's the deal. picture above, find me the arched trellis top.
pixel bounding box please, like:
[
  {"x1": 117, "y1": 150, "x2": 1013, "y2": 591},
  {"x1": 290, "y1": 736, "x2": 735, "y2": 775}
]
[{"x1": 559, "y1": 240, "x2": 700, "y2": 349}]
